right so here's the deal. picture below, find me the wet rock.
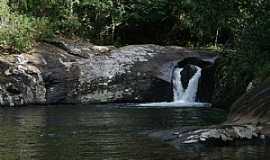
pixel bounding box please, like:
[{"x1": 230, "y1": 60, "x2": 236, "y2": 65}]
[
  {"x1": 149, "y1": 124, "x2": 266, "y2": 148},
  {"x1": 177, "y1": 125, "x2": 259, "y2": 144}
]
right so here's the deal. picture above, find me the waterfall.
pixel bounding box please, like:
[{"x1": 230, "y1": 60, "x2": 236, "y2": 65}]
[
  {"x1": 137, "y1": 65, "x2": 210, "y2": 107},
  {"x1": 176, "y1": 66, "x2": 202, "y2": 103},
  {"x1": 173, "y1": 68, "x2": 184, "y2": 101}
]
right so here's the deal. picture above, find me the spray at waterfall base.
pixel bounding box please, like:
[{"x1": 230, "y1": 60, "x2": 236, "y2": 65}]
[{"x1": 137, "y1": 65, "x2": 211, "y2": 107}]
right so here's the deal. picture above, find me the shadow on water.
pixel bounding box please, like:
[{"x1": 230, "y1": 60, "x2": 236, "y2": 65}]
[{"x1": 0, "y1": 104, "x2": 269, "y2": 160}]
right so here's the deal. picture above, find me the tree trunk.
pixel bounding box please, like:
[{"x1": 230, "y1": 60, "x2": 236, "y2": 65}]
[
  {"x1": 112, "y1": 22, "x2": 116, "y2": 42},
  {"x1": 70, "y1": 0, "x2": 73, "y2": 16}
]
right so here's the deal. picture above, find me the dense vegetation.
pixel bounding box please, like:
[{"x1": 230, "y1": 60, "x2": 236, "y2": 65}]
[{"x1": 0, "y1": 0, "x2": 269, "y2": 88}]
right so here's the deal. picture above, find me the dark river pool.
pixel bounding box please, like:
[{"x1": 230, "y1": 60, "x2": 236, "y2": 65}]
[{"x1": 0, "y1": 104, "x2": 269, "y2": 160}]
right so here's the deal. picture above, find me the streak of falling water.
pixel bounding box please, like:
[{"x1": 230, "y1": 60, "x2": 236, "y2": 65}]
[
  {"x1": 173, "y1": 68, "x2": 184, "y2": 101},
  {"x1": 137, "y1": 65, "x2": 209, "y2": 107},
  {"x1": 180, "y1": 66, "x2": 202, "y2": 103}
]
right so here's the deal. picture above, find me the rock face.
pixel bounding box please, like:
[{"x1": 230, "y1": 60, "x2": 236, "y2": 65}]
[
  {"x1": 0, "y1": 38, "x2": 217, "y2": 106},
  {"x1": 0, "y1": 55, "x2": 46, "y2": 106},
  {"x1": 149, "y1": 125, "x2": 262, "y2": 146},
  {"x1": 227, "y1": 77, "x2": 270, "y2": 125}
]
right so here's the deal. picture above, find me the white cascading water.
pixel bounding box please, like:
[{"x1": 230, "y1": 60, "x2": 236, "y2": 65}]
[
  {"x1": 175, "y1": 66, "x2": 202, "y2": 102},
  {"x1": 173, "y1": 68, "x2": 184, "y2": 101},
  {"x1": 137, "y1": 65, "x2": 210, "y2": 107}
]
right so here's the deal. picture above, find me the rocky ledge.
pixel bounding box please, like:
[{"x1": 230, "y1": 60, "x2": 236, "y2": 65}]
[
  {"x1": 149, "y1": 124, "x2": 268, "y2": 147},
  {"x1": 0, "y1": 38, "x2": 217, "y2": 106}
]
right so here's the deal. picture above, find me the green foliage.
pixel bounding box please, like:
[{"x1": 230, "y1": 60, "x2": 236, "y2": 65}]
[
  {"x1": 9, "y1": 0, "x2": 81, "y2": 36},
  {"x1": 212, "y1": 0, "x2": 270, "y2": 108},
  {"x1": 0, "y1": 0, "x2": 269, "y2": 78},
  {"x1": 0, "y1": 0, "x2": 9, "y2": 16},
  {"x1": 3, "y1": 0, "x2": 249, "y2": 47},
  {"x1": 75, "y1": 0, "x2": 127, "y2": 43},
  {"x1": 0, "y1": 0, "x2": 52, "y2": 51},
  {"x1": 53, "y1": 16, "x2": 81, "y2": 36},
  {"x1": 233, "y1": 0, "x2": 270, "y2": 80}
]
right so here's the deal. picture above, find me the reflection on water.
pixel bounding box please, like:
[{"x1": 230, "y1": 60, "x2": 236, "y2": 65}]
[{"x1": 0, "y1": 105, "x2": 268, "y2": 160}]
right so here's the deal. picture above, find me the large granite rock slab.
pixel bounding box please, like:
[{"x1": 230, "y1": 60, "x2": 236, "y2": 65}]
[{"x1": 0, "y1": 38, "x2": 217, "y2": 106}]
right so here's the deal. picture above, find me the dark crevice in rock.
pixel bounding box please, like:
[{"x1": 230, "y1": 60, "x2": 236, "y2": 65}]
[{"x1": 6, "y1": 84, "x2": 21, "y2": 95}]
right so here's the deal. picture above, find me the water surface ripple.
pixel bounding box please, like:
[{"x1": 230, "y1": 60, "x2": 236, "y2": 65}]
[{"x1": 0, "y1": 105, "x2": 269, "y2": 160}]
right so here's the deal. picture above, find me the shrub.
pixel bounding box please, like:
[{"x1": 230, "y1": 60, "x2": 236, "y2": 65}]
[{"x1": 0, "y1": 0, "x2": 52, "y2": 52}]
